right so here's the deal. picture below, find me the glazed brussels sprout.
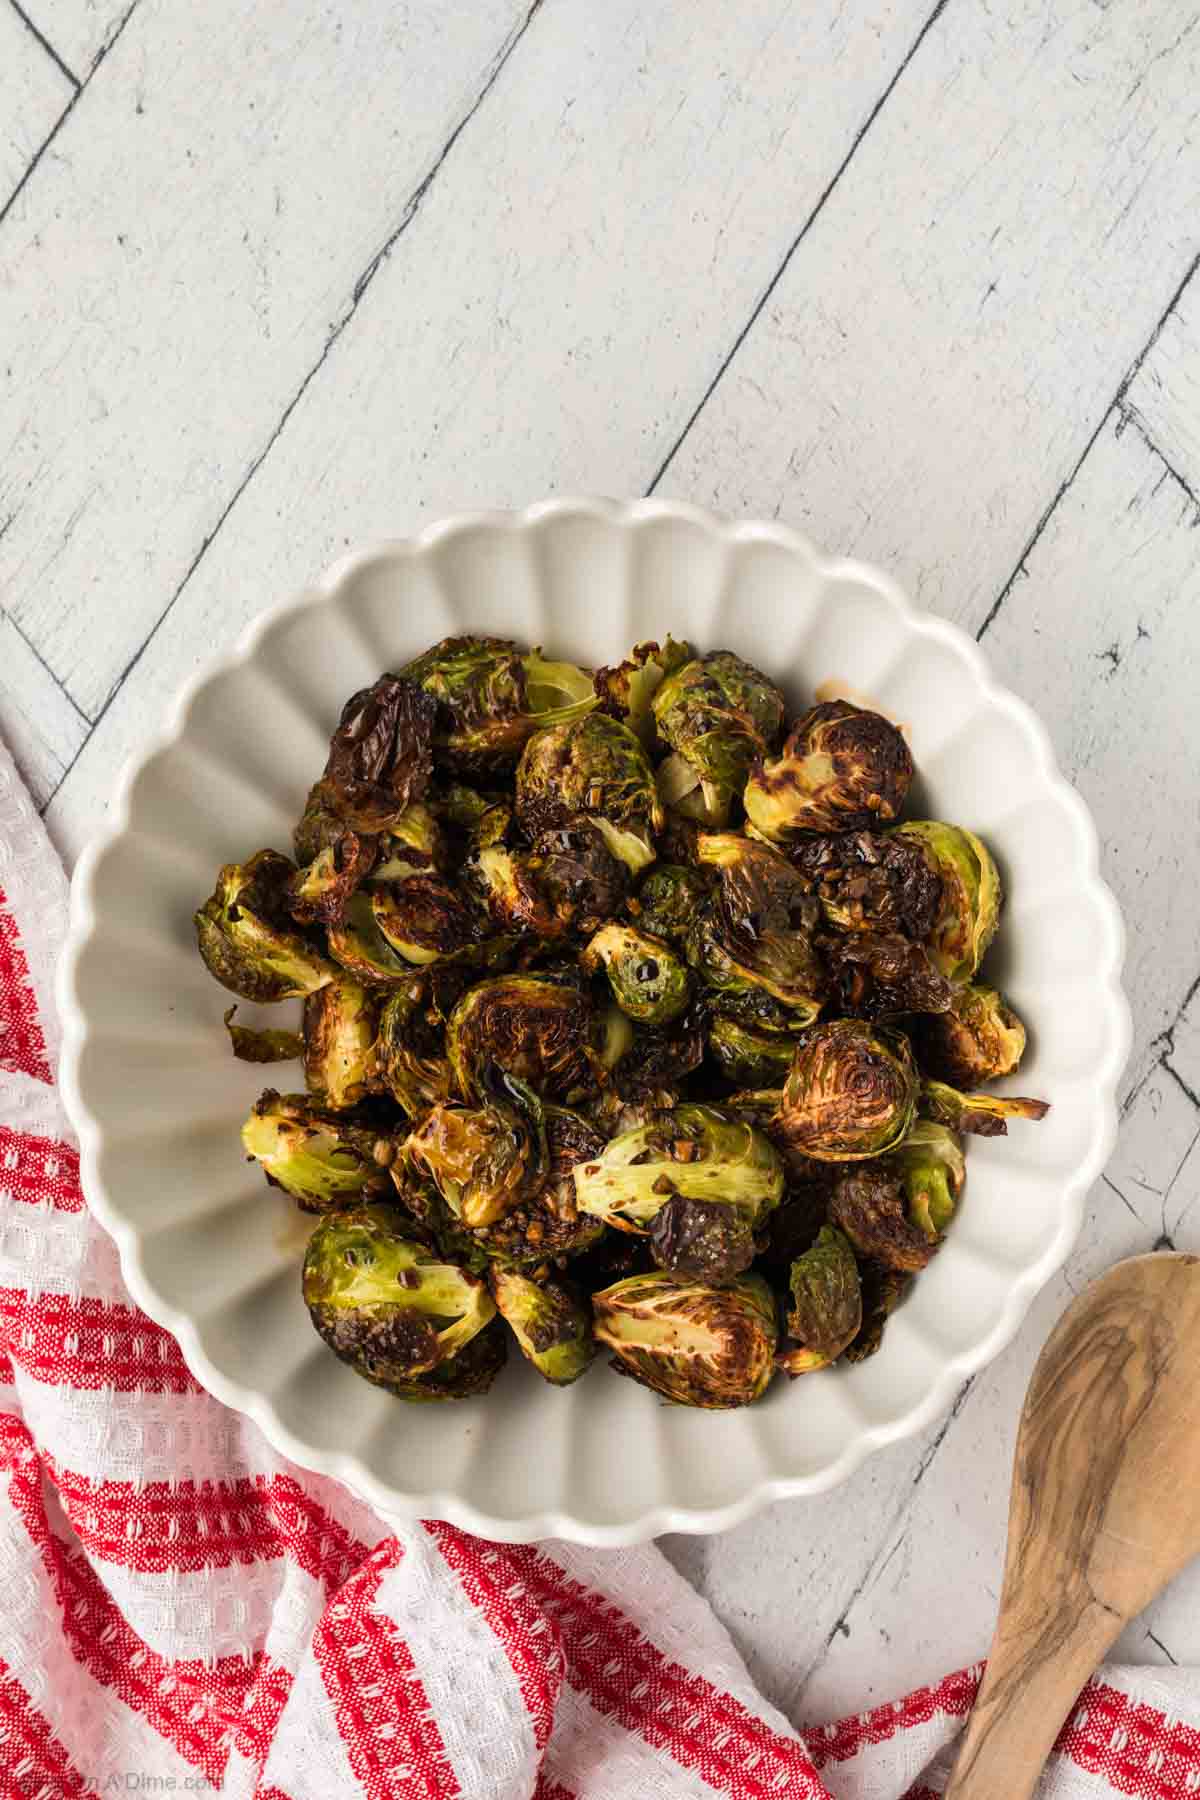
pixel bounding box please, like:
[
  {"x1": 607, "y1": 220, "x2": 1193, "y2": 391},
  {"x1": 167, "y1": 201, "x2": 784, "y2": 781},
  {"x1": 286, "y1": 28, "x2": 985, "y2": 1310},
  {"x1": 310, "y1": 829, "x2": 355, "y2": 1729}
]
[
  {"x1": 629, "y1": 863, "x2": 711, "y2": 944},
  {"x1": 892, "y1": 821, "x2": 1001, "y2": 983},
  {"x1": 647, "y1": 1194, "x2": 758, "y2": 1280},
  {"x1": 489, "y1": 1267, "x2": 594, "y2": 1385},
  {"x1": 303, "y1": 1204, "x2": 498, "y2": 1397},
  {"x1": 820, "y1": 930, "x2": 954, "y2": 1020},
  {"x1": 196, "y1": 850, "x2": 336, "y2": 1003},
  {"x1": 326, "y1": 891, "x2": 432, "y2": 985},
  {"x1": 322, "y1": 674, "x2": 437, "y2": 831},
  {"x1": 828, "y1": 1166, "x2": 936, "y2": 1272},
  {"x1": 222, "y1": 1006, "x2": 303, "y2": 1064},
  {"x1": 707, "y1": 1016, "x2": 796, "y2": 1088},
  {"x1": 374, "y1": 982, "x2": 455, "y2": 1119},
  {"x1": 405, "y1": 1072, "x2": 547, "y2": 1228},
  {"x1": 844, "y1": 1262, "x2": 912, "y2": 1363},
  {"x1": 594, "y1": 637, "x2": 691, "y2": 743},
  {"x1": 687, "y1": 833, "x2": 825, "y2": 1021},
  {"x1": 446, "y1": 974, "x2": 595, "y2": 1104},
  {"x1": 287, "y1": 829, "x2": 378, "y2": 927},
  {"x1": 371, "y1": 874, "x2": 482, "y2": 966},
  {"x1": 468, "y1": 820, "x2": 629, "y2": 945},
  {"x1": 293, "y1": 777, "x2": 347, "y2": 865},
  {"x1": 790, "y1": 829, "x2": 942, "y2": 939},
  {"x1": 921, "y1": 1078, "x2": 1049, "y2": 1136},
  {"x1": 516, "y1": 713, "x2": 663, "y2": 872},
  {"x1": 302, "y1": 975, "x2": 378, "y2": 1110},
  {"x1": 890, "y1": 1121, "x2": 965, "y2": 1241},
  {"x1": 593, "y1": 1271, "x2": 778, "y2": 1408},
  {"x1": 399, "y1": 635, "x2": 595, "y2": 771},
  {"x1": 442, "y1": 1105, "x2": 606, "y2": 1269},
  {"x1": 913, "y1": 985, "x2": 1026, "y2": 1087},
  {"x1": 784, "y1": 1226, "x2": 862, "y2": 1369},
  {"x1": 370, "y1": 803, "x2": 447, "y2": 882},
  {"x1": 772, "y1": 1020, "x2": 918, "y2": 1161},
  {"x1": 652, "y1": 651, "x2": 785, "y2": 823},
  {"x1": 241, "y1": 1090, "x2": 386, "y2": 1211},
  {"x1": 744, "y1": 699, "x2": 914, "y2": 842},
  {"x1": 581, "y1": 922, "x2": 691, "y2": 1026}
]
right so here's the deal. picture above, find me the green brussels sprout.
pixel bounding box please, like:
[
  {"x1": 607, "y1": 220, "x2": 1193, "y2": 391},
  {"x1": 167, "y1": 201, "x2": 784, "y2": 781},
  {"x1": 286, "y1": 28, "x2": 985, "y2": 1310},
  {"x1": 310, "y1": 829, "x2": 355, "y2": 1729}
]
[
  {"x1": 844, "y1": 1262, "x2": 913, "y2": 1363},
  {"x1": 573, "y1": 1104, "x2": 783, "y2": 1254},
  {"x1": 772, "y1": 1019, "x2": 918, "y2": 1161},
  {"x1": 790, "y1": 829, "x2": 942, "y2": 939},
  {"x1": 222, "y1": 1006, "x2": 303, "y2": 1064},
  {"x1": 629, "y1": 864, "x2": 712, "y2": 944},
  {"x1": 489, "y1": 1267, "x2": 594, "y2": 1385},
  {"x1": 892, "y1": 821, "x2": 1001, "y2": 983},
  {"x1": 446, "y1": 975, "x2": 596, "y2": 1104},
  {"x1": 686, "y1": 833, "x2": 825, "y2": 1021},
  {"x1": 427, "y1": 780, "x2": 501, "y2": 832},
  {"x1": 468, "y1": 820, "x2": 629, "y2": 944},
  {"x1": 196, "y1": 850, "x2": 336, "y2": 1003},
  {"x1": 303, "y1": 975, "x2": 379, "y2": 1110},
  {"x1": 375, "y1": 981, "x2": 455, "y2": 1119},
  {"x1": 920, "y1": 1078, "x2": 1049, "y2": 1137},
  {"x1": 913, "y1": 985, "x2": 1027, "y2": 1087},
  {"x1": 652, "y1": 651, "x2": 785, "y2": 821},
  {"x1": 594, "y1": 637, "x2": 692, "y2": 743},
  {"x1": 756, "y1": 1180, "x2": 831, "y2": 1282},
  {"x1": 744, "y1": 700, "x2": 914, "y2": 842},
  {"x1": 369, "y1": 803, "x2": 447, "y2": 882},
  {"x1": 398, "y1": 635, "x2": 595, "y2": 771},
  {"x1": 322, "y1": 674, "x2": 437, "y2": 831},
  {"x1": 786, "y1": 1226, "x2": 862, "y2": 1364},
  {"x1": 303, "y1": 1204, "x2": 498, "y2": 1397},
  {"x1": 293, "y1": 777, "x2": 346, "y2": 865},
  {"x1": 241, "y1": 1089, "x2": 387, "y2": 1211},
  {"x1": 405, "y1": 1071, "x2": 547, "y2": 1228},
  {"x1": 828, "y1": 1166, "x2": 937, "y2": 1272},
  {"x1": 581, "y1": 922, "x2": 691, "y2": 1026},
  {"x1": 370, "y1": 874, "x2": 483, "y2": 966},
  {"x1": 445, "y1": 1105, "x2": 606, "y2": 1269},
  {"x1": 707, "y1": 1016, "x2": 795, "y2": 1088},
  {"x1": 593, "y1": 1002, "x2": 636, "y2": 1072},
  {"x1": 592, "y1": 1271, "x2": 778, "y2": 1409},
  {"x1": 515, "y1": 713, "x2": 663, "y2": 872},
  {"x1": 708, "y1": 983, "x2": 809, "y2": 1038},
  {"x1": 889, "y1": 1121, "x2": 965, "y2": 1241},
  {"x1": 820, "y1": 930, "x2": 955, "y2": 1020},
  {"x1": 286, "y1": 829, "x2": 378, "y2": 927}
]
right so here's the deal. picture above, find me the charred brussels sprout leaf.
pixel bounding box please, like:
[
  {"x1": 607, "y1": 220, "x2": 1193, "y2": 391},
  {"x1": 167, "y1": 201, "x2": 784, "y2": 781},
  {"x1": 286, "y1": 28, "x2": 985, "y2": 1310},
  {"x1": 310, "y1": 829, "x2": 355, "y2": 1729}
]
[
  {"x1": 913, "y1": 985, "x2": 1026, "y2": 1087},
  {"x1": 921, "y1": 1078, "x2": 1049, "y2": 1136},
  {"x1": 447, "y1": 975, "x2": 596, "y2": 1104},
  {"x1": 629, "y1": 864, "x2": 711, "y2": 944},
  {"x1": 790, "y1": 829, "x2": 942, "y2": 939},
  {"x1": 829, "y1": 1166, "x2": 936, "y2": 1272},
  {"x1": 890, "y1": 1121, "x2": 965, "y2": 1240},
  {"x1": 303, "y1": 1204, "x2": 498, "y2": 1397},
  {"x1": 594, "y1": 637, "x2": 692, "y2": 743},
  {"x1": 892, "y1": 821, "x2": 1001, "y2": 983},
  {"x1": 375, "y1": 982, "x2": 455, "y2": 1119},
  {"x1": 581, "y1": 922, "x2": 691, "y2": 1026},
  {"x1": 593, "y1": 1271, "x2": 777, "y2": 1409},
  {"x1": 707, "y1": 1016, "x2": 796, "y2": 1088},
  {"x1": 405, "y1": 1072, "x2": 548, "y2": 1228},
  {"x1": 196, "y1": 850, "x2": 336, "y2": 1003},
  {"x1": 773, "y1": 1019, "x2": 918, "y2": 1161},
  {"x1": 844, "y1": 1262, "x2": 913, "y2": 1363},
  {"x1": 687, "y1": 833, "x2": 825, "y2": 1021},
  {"x1": 652, "y1": 651, "x2": 785, "y2": 821},
  {"x1": 819, "y1": 930, "x2": 955, "y2": 1020},
  {"x1": 287, "y1": 829, "x2": 378, "y2": 927},
  {"x1": 293, "y1": 778, "x2": 347, "y2": 865},
  {"x1": 222, "y1": 1006, "x2": 303, "y2": 1064},
  {"x1": 786, "y1": 1226, "x2": 862, "y2": 1362},
  {"x1": 399, "y1": 635, "x2": 595, "y2": 771},
  {"x1": 327, "y1": 891, "x2": 430, "y2": 985},
  {"x1": 745, "y1": 700, "x2": 914, "y2": 842},
  {"x1": 303, "y1": 975, "x2": 378, "y2": 1110},
  {"x1": 323, "y1": 674, "x2": 437, "y2": 831},
  {"x1": 241, "y1": 1090, "x2": 386, "y2": 1211},
  {"x1": 489, "y1": 1267, "x2": 594, "y2": 1385},
  {"x1": 516, "y1": 713, "x2": 662, "y2": 871},
  {"x1": 371, "y1": 874, "x2": 482, "y2": 966}
]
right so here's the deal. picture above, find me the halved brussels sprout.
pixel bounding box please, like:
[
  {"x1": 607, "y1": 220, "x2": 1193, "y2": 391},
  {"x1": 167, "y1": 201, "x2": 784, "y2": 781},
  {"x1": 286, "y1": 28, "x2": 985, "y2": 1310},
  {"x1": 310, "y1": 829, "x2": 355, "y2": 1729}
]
[
  {"x1": 892, "y1": 821, "x2": 1001, "y2": 983},
  {"x1": 592, "y1": 1271, "x2": 777, "y2": 1408},
  {"x1": 489, "y1": 1267, "x2": 594, "y2": 1385},
  {"x1": 829, "y1": 1166, "x2": 937, "y2": 1272},
  {"x1": 446, "y1": 974, "x2": 596, "y2": 1104},
  {"x1": 890, "y1": 1120, "x2": 965, "y2": 1241},
  {"x1": 375, "y1": 981, "x2": 455, "y2": 1119},
  {"x1": 594, "y1": 637, "x2": 692, "y2": 743},
  {"x1": 687, "y1": 834, "x2": 825, "y2": 1021},
  {"x1": 287, "y1": 829, "x2": 378, "y2": 927},
  {"x1": 369, "y1": 802, "x2": 446, "y2": 882},
  {"x1": 303, "y1": 975, "x2": 378, "y2": 1110},
  {"x1": 293, "y1": 777, "x2": 347, "y2": 865},
  {"x1": 772, "y1": 1019, "x2": 918, "y2": 1161},
  {"x1": 652, "y1": 651, "x2": 785, "y2": 821},
  {"x1": 405, "y1": 1072, "x2": 547, "y2": 1228},
  {"x1": 790, "y1": 828, "x2": 942, "y2": 939},
  {"x1": 515, "y1": 713, "x2": 662, "y2": 871},
  {"x1": 786, "y1": 1225, "x2": 862, "y2": 1363},
  {"x1": 241, "y1": 1090, "x2": 386, "y2": 1210},
  {"x1": 707, "y1": 1016, "x2": 796, "y2": 1088},
  {"x1": 913, "y1": 985, "x2": 1026, "y2": 1087},
  {"x1": 371, "y1": 874, "x2": 482, "y2": 966},
  {"x1": 844, "y1": 1262, "x2": 912, "y2": 1363},
  {"x1": 303, "y1": 1203, "x2": 498, "y2": 1397},
  {"x1": 581, "y1": 922, "x2": 691, "y2": 1026},
  {"x1": 820, "y1": 930, "x2": 954, "y2": 1020},
  {"x1": 223, "y1": 1006, "x2": 303, "y2": 1064},
  {"x1": 468, "y1": 828, "x2": 626, "y2": 945},
  {"x1": 629, "y1": 863, "x2": 712, "y2": 944},
  {"x1": 196, "y1": 850, "x2": 336, "y2": 1004},
  {"x1": 443, "y1": 1105, "x2": 606, "y2": 1269},
  {"x1": 647, "y1": 1194, "x2": 758, "y2": 1280},
  {"x1": 322, "y1": 674, "x2": 437, "y2": 831},
  {"x1": 921, "y1": 1078, "x2": 1049, "y2": 1136},
  {"x1": 399, "y1": 635, "x2": 594, "y2": 770},
  {"x1": 744, "y1": 700, "x2": 914, "y2": 842}
]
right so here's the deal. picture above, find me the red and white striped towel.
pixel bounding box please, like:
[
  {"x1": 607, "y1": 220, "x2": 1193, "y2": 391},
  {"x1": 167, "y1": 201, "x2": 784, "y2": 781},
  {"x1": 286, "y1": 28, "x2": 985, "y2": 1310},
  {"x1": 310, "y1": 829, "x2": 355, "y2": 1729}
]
[{"x1": 0, "y1": 733, "x2": 1194, "y2": 1799}]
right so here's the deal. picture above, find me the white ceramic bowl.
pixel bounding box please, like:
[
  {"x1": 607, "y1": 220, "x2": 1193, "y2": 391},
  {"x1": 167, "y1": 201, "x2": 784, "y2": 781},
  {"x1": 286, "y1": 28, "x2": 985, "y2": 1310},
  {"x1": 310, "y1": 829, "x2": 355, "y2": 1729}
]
[{"x1": 58, "y1": 500, "x2": 1130, "y2": 1545}]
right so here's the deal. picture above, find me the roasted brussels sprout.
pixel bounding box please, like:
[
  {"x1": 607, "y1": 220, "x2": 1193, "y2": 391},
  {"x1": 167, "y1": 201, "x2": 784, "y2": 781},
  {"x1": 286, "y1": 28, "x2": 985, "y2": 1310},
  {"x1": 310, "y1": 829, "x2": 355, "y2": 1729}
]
[
  {"x1": 652, "y1": 651, "x2": 785, "y2": 822},
  {"x1": 446, "y1": 975, "x2": 596, "y2": 1104},
  {"x1": 687, "y1": 833, "x2": 825, "y2": 1021},
  {"x1": 790, "y1": 829, "x2": 942, "y2": 939},
  {"x1": 629, "y1": 863, "x2": 711, "y2": 944},
  {"x1": 593, "y1": 1271, "x2": 777, "y2": 1408},
  {"x1": 468, "y1": 819, "x2": 629, "y2": 944},
  {"x1": 913, "y1": 985, "x2": 1026, "y2": 1087},
  {"x1": 844, "y1": 1262, "x2": 912, "y2": 1363},
  {"x1": 405, "y1": 1071, "x2": 548, "y2": 1228},
  {"x1": 820, "y1": 930, "x2": 954, "y2": 1020},
  {"x1": 327, "y1": 891, "x2": 433, "y2": 985},
  {"x1": 581, "y1": 922, "x2": 691, "y2": 1026},
  {"x1": 371, "y1": 874, "x2": 482, "y2": 966},
  {"x1": 613, "y1": 1006, "x2": 708, "y2": 1100},
  {"x1": 287, "y1": 829, "x2": 378, "y2": 927},
  {"x1": 890, "y1": 1121, "x2": 965, "y2": 1240},
  {"x1": 756, "y1": 1180, "x2": 831, "y2": 1282},
  {"x1": 303, "y1": 1204, "x2": 498, "y2": 1397},
  {"x1": 399, "y1": 635, "x2": 595, "y2": 771},
  {"x1": 921, "y1": 1078, "x2": 1049, "y2": 1136},
  {"x1": 828, "y1": 1166, "x2": 936, "y2": 1272},
  {"x1": 744, "y1": 700, "x2": 914, "y2": 842},
  {"x1": 892, "y1": 821, "x2": 1001, "y2": 983},
  {"x1": 222, "y1": 1006, "x2": 303, "y2": 1064},
  {"x1": 322, "y1": 674, "x2": 437, "y2": 831},
  {"x1": 293, "y1": 777, "x2": 346, "y2": 865},
  {"x1": 707, "y1": 1016, "x2": 795, "y2": 1088},
  {"x1": 442, "y1": 1105, "x2": 606, "y2": 1269},
  {"x1": 241, "y1": 1090, "x2": 386, "y2": 1211},
  {"x1": 489, "y1": 1267, "x2": 594, "y2": 1385},
  {"x1": 516, "y1": 713, "x2": 663, "y2": 871},
  {"x1": 302, "y1": 975, "x2": 378, "y2": 1110},
  {"x1": 370, "y1": 803, "x2": 446, "y2": 881},
  {"x1": 196, "y1": 850, "x2": 336, "y2": 1003},
  {"x1": 772, "y1": 1020, "x2": 918, "y2": 1161},
  {"x1": 784, "y1": 1226, "x2": 862, "y2": 1367},
  {"x1": 375, "y1": 982, "x2": 455, "y2": 1119},
  {"x1": 647, "y1": 1194, "x2": 758, "y2": 1280},
  {"x1": 594, "y1": 637, "x2": 691, "y2": 743}
]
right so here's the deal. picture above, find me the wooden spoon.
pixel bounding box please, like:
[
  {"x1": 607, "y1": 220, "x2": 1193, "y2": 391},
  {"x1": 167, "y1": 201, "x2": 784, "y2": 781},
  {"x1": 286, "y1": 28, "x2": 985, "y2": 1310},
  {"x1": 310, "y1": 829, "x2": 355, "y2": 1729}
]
[{"x1": 945, "y1": 1252, "x2": 1200, "y2": 1800}]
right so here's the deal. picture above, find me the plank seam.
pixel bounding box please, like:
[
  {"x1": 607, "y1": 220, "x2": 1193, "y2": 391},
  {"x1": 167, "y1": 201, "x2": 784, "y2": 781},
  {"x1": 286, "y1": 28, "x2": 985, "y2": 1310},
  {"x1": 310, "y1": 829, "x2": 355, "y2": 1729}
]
[
  {"x1": 5, "y1": 0, "x2": 80, "y2": 89},
  {"x1": 1115, "y1": 401, "x2": 1200, "y2": 513},
  {"x1": 3, "y1": 609, "x2": 92, "y2": 727}
]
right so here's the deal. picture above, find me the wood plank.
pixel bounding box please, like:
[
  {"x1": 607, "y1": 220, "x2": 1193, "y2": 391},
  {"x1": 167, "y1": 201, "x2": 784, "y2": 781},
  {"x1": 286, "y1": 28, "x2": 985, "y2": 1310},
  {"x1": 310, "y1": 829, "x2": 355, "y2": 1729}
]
[
  {"x1": 659, "y1": 0, "x2": 1200, "y2": 639},
  {"x1": 0, "y1": 612, "x2": 88, "y2": 807},
  {"x1": 0, "y1": 2, "x2": 73, "y2": 212},
  {"x1": 38, "y1": 0, "x2": 942, "y2": 853},
  {"x1": 1125, "y1": 276, "x2": 1200, "y2": 497},
  {"x1": 0, "y1": 0, "x2": 540, "y2": 717}
]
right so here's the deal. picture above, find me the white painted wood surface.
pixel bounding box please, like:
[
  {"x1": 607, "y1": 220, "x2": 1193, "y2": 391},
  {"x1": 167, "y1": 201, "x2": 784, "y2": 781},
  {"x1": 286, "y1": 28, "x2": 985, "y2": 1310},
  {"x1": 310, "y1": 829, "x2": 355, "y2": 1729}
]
[{"x1": 5, "y1": 0, "x2": 1200, "y2": 1730}]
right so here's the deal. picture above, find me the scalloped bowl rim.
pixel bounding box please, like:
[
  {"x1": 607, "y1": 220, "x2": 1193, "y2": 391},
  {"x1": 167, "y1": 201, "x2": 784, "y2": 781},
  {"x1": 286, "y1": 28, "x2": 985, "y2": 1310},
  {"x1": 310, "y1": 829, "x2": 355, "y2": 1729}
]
[{"x1": 57, "y1": 498, "x2": 1131, "y2": 1545}]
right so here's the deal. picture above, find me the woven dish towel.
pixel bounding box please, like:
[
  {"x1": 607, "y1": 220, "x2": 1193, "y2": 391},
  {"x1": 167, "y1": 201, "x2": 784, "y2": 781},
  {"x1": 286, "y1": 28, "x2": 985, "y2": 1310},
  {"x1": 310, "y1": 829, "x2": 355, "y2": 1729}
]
[{"x1": 0, "y1": 735, "x2": 1194, "y2": 1800}]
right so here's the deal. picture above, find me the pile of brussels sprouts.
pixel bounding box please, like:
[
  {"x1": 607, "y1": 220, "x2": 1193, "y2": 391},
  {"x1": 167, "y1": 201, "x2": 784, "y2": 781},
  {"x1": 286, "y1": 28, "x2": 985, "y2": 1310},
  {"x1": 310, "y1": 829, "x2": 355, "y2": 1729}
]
[{"x1": 196, "y1": 634, "x2": 1047, "y2": 1409}]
